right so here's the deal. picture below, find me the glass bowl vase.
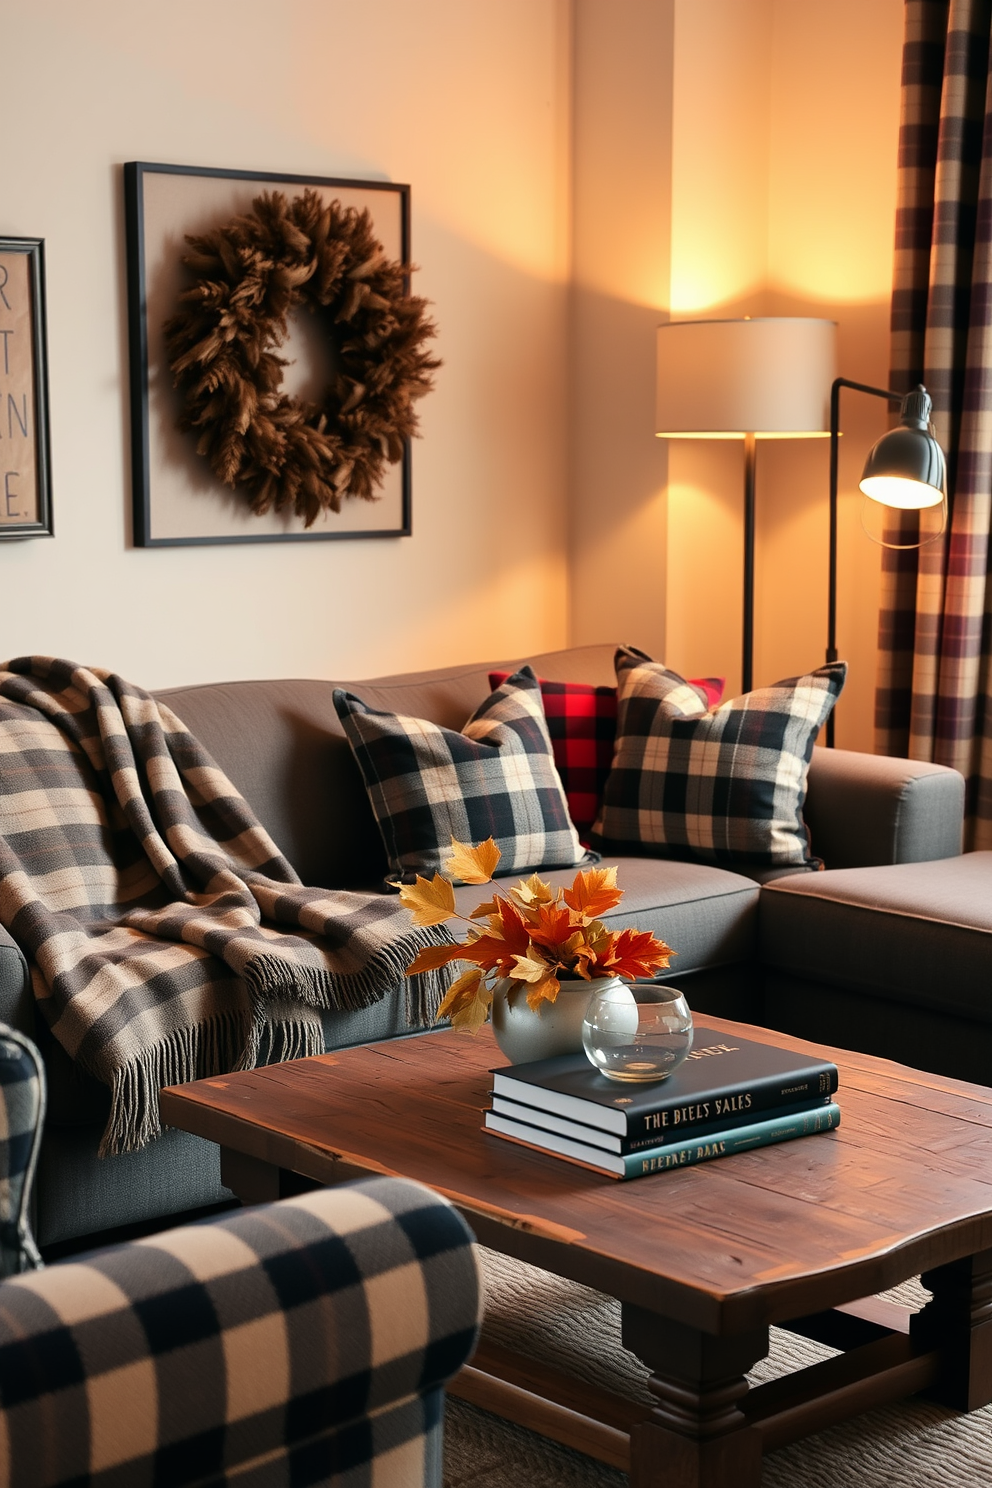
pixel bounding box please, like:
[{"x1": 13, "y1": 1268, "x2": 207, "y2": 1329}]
[{"x1": 581, "y1": 981, "x2": 693, "y2": 1083}]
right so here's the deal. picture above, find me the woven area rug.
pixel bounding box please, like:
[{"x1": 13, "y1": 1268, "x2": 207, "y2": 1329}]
[{"x1": 443, "y1": 1249, "x2": 992, "y2": 1488}]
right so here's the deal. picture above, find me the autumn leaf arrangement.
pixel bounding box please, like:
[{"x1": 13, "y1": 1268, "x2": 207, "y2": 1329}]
[{"x1": 400, "y1": 838, "x2": 675, "y2": 1033}]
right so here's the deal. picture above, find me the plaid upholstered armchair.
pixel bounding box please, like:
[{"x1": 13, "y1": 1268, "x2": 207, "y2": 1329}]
[{"x1": 0, "y1": 1027, "x2": 482, "y2": 1488}]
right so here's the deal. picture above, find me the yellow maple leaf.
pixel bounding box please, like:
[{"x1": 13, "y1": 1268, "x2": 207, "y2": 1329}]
[
  {"x1": 468, "y1": 895, "x2": 502, "y2": 920},
  {"x1": 562, "y1": 865, "x2": 624, "y2": 921},
  {"x1": 525, "y1": 973, "x2": 561, "y2": 1011},
  {"x1": 446, "y1": 837, "x2": 501, "y2": 885},
  {"x1": 398, "y1": 873, "x2": 456, "y2": 926},
  {"x1": 436, "y1": 967, "x2": 493, "y2": 1033},
  {"x1": 510, "y1": 952, "x2": 550, "y2": 983},
  {"x1": 507, "y1": 873, "x2": 556, "y2": 914}
]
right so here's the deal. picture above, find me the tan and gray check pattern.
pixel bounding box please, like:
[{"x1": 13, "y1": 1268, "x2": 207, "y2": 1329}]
[
  {"x1": 0, "y1": 1176, "x2": 482, "y2": 1488},
  {"x1": 877, "y1": 0, "x2": 992, "y2": 849},
  {"x1": 0, "y1": 657, "x2": 451, "y2": 1155}
]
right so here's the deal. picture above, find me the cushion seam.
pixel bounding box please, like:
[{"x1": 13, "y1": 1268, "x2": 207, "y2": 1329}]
[{"x1": 763, "y1": 887, "x2": 992, "y2": 936}]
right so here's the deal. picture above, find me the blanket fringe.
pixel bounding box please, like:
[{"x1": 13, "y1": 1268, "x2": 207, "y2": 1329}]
[
  {"x1": 240, "y1": 925, "x2": 454, "y2": 1033},
  {"x1": 100, "y1": 931, "x2": 454, "y2": 1155},
  {"x1": 101, "y1": 1009, "x2": 321, "y2": 1157}
]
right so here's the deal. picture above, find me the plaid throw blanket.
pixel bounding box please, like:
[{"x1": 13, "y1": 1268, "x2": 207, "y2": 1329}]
[{"x1": 0, "y1": 657, "x2": 453, "y2": 1155}]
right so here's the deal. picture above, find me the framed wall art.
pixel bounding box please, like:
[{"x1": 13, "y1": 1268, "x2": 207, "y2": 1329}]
[
  {"x1": 124, "y1": 161, "x2": 433, "y2": 547},
  {"x1": 0, "y1": 237, "x2": 53, "y2": 540}
]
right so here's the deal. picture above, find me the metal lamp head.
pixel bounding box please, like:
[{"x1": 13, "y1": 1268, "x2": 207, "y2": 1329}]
[{"x1": 859, "y1": 385, "x2": 946, "y2": 510}]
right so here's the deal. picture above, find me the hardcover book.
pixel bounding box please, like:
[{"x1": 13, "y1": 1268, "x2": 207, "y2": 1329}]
[
  {"x1": 490, "y1": 1025, "x2": 838, "y2": 1143},
  {"x1": 489, "y1": 1091, "x2": 833, "y2": 1154},
  {"x1": 485, "y1": 1101, "x2": 842, "y2": 1179}
]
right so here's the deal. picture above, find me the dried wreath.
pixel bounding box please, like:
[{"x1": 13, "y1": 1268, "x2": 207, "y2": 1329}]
[{"x1": 164, "y1": 189, "x2": 440, "y2": 527}]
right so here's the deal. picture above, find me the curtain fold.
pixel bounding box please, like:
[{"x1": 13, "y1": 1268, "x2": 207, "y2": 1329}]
[{"x1": 876, "y1": 0, "x2": 992, "y2": 848}]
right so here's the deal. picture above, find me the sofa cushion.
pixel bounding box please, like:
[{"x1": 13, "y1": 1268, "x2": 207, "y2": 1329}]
[
  {"x1": 334, "y1": 668, "x2": 585, "y2": 883},
  {"x1": 157, "y1": 645, "x2": 621, "y2": 891},
  {"x1": 453, "y1": 855, "x2": 759, "y2": 978},
  {"x1": 593, "y1": 649, "x2": 847, "y2": 868},
  {"x1": 760, "y1": 852, "x2": 992, "y2": 1024},
  {"x1": 488, "y1": 669, "x2": 724, "y2": 841}
]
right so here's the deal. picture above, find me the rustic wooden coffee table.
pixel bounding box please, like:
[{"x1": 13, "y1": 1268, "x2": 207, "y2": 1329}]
[{"x1": 161, "y1": 1019, "x2": 992, "y2": 1487}]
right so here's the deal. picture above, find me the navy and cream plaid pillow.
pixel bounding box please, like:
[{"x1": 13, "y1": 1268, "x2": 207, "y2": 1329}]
[
  {"x1": 593, "y1": 648, "x2": 847, "y2": 867},
  {"x1": 334, "y1": 667, "x2": 585, "y2": 882}
]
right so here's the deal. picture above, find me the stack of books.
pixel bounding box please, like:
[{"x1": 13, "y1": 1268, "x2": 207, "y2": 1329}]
[{"x1": 485, "y1": 1026, "x2": 840, "y2": 1180}]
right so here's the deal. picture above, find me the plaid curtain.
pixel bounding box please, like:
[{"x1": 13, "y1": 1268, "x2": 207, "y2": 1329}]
[{"x1": 876, "y1": 0, "x2": 992, "y2": 849}]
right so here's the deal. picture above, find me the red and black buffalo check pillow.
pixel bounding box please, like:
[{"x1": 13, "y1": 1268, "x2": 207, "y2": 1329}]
[
  {"x1": 490, "y1": 666, "x2": 724, "y2": 841},
  {"x1": 592, "y1": 647, "x2": 846, "y2": 868}
]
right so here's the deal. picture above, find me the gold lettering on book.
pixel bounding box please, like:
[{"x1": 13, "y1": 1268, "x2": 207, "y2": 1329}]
[
  {"x1": 639, "y1": 1139, "x2": 728, "y2": 1175},
  {"x1": 685, "y1": 1043, "x2": 739, "y2": 1060},
  {"x1": 714, "y1": 1093, "x2": 752, "y2": 1115}
]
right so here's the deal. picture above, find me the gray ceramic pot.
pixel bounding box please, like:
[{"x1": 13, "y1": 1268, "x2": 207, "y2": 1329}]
[{"x1": 490, "y1": 975, "x2": 625, "y2": 1065}]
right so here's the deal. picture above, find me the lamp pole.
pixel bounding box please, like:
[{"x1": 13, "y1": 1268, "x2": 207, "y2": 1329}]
[
  {"x1": 826, "y1": 377, "x2": 904, "y2": 747},
  {"x1": 742, "y1": 431, "x2": 757, "y2": 694}
]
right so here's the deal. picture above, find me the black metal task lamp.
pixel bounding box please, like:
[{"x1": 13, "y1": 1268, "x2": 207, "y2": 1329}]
[
  {"x1": 655, "y1": 317, "x2": 837, "y2": 694},
  {"x1": 826, "y1": 378, "x2": 947, "y2": 746}
]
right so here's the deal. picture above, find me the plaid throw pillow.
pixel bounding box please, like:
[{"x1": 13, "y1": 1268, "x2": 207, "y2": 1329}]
[
  {"x1": 489, "y1": 668, "x2": 725, "y2": 839},
  {"x1": 592, "y1": 647, "x2": 846, "y2": 867},
  {"x1": 334, "y1": 667, "x2": 584, "y2": 883}
]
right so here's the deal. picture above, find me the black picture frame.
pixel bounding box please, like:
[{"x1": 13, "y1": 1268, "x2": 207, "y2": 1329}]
[
  {"x1": 124, "y1": 161, "x2": 413, "y2": 547},
  {"x1": 0, "y1": 236, "x2": 53, "y2": 540}
]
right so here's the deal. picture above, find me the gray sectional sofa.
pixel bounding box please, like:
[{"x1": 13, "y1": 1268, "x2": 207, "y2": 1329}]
[{"x1": 0, "y1": 642, "x2": 977, "y2": 1251}]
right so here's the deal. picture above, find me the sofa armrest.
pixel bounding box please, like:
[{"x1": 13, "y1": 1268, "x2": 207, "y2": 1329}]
[
  {"x1": 804, "y1": 745, "x2": 964, "y2": 868},
  {"x1": 0, "y1": 1175, "x2": 482, "y2": 1487},
  {"x1": 0, "y1": 925, "x2": 33, "y2": 1037}
]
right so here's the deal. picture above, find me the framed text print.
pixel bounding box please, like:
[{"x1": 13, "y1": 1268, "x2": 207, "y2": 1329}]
[
  {"x1": 0, "y1": 238, "x2": 52, "y2": 540},
  {"x1": 124, "y1": 161, "x2": 418, "y2": 547}
]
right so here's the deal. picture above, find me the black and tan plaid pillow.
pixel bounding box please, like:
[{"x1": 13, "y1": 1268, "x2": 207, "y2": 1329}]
[
  {"x1": 333, "y1": 667, "x2": 585, "y2": 883},
  {"x1": 592, "y1": 648, "x2": 847, "y2": 867}
]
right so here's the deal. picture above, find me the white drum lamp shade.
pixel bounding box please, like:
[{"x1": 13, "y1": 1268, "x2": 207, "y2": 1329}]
[{"x1": 656, "y1": 318, "x2": 837, "y2": 439}]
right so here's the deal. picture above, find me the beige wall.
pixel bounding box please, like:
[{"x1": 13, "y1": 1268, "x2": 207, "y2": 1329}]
[
  {"x1": 569, "y1": 0, "x2": 675, "y2": 662},
  {"x1": 0, "y1": 1, "x2": 572, "y2": 688},
  {"x1": 571, "y1": 0, "x2": 903, "y2": 750}
]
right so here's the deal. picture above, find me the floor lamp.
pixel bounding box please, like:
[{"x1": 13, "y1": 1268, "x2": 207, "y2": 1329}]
[
  {"x1": 825, "y1": 378, "x2": 946, "y2": 746},
  {"x1": 656, "y1": 318, "x2": 837, "y2": 693}
]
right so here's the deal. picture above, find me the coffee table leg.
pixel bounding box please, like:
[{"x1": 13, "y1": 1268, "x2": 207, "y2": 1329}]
[
  {"x1": 622, "y1": 1305, "x2": 767, "y2": 1487},
  {"x1": 912, "y1": 1247, "x2": 992, "y2": 1412}
]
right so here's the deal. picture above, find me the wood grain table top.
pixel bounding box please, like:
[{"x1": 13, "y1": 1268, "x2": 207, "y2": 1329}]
[{"x1": 161, "y1": 1018, "x2": 992, "y2": 1334}]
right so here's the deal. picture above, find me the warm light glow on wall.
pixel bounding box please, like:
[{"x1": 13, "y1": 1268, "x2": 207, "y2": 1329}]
[
  {"x1": 766, "y1": 2, "x2": 901, "y2": 303},
  {"x1": 669, "y1": 0, "x2": 771, "y2": 314}
]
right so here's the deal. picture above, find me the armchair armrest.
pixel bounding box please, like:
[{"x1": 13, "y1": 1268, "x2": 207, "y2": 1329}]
[
  {"x1": 0, "y1": 1175, "x2": 481, "y2": 1488},
  {"x1": 0, "y1": 926, "x2": 33, "y2": 1038},
  {"x1": 804, "y1": 745, "x2": 964, "y2": 869}
]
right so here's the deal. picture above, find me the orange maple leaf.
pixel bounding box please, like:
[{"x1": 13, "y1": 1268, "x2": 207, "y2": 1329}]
[
  {"x1": 528, "y1": 902, "x2": 578, "y2": 957},
  {"x1": 602, "y1": 928, "x2": 674, "y2": 980},
  {"x1": 492, "y1": 898, "x2": 532, "y2": 958},
  {"x1": 404, "y1": 942, "x2": 467, "y2": 976},
  {"x1": 562, "y1": 865, "x2": 624, "y2": 921},
  {"x1": 456, "y1": 931, "x2": 521, "y2": 975}
]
